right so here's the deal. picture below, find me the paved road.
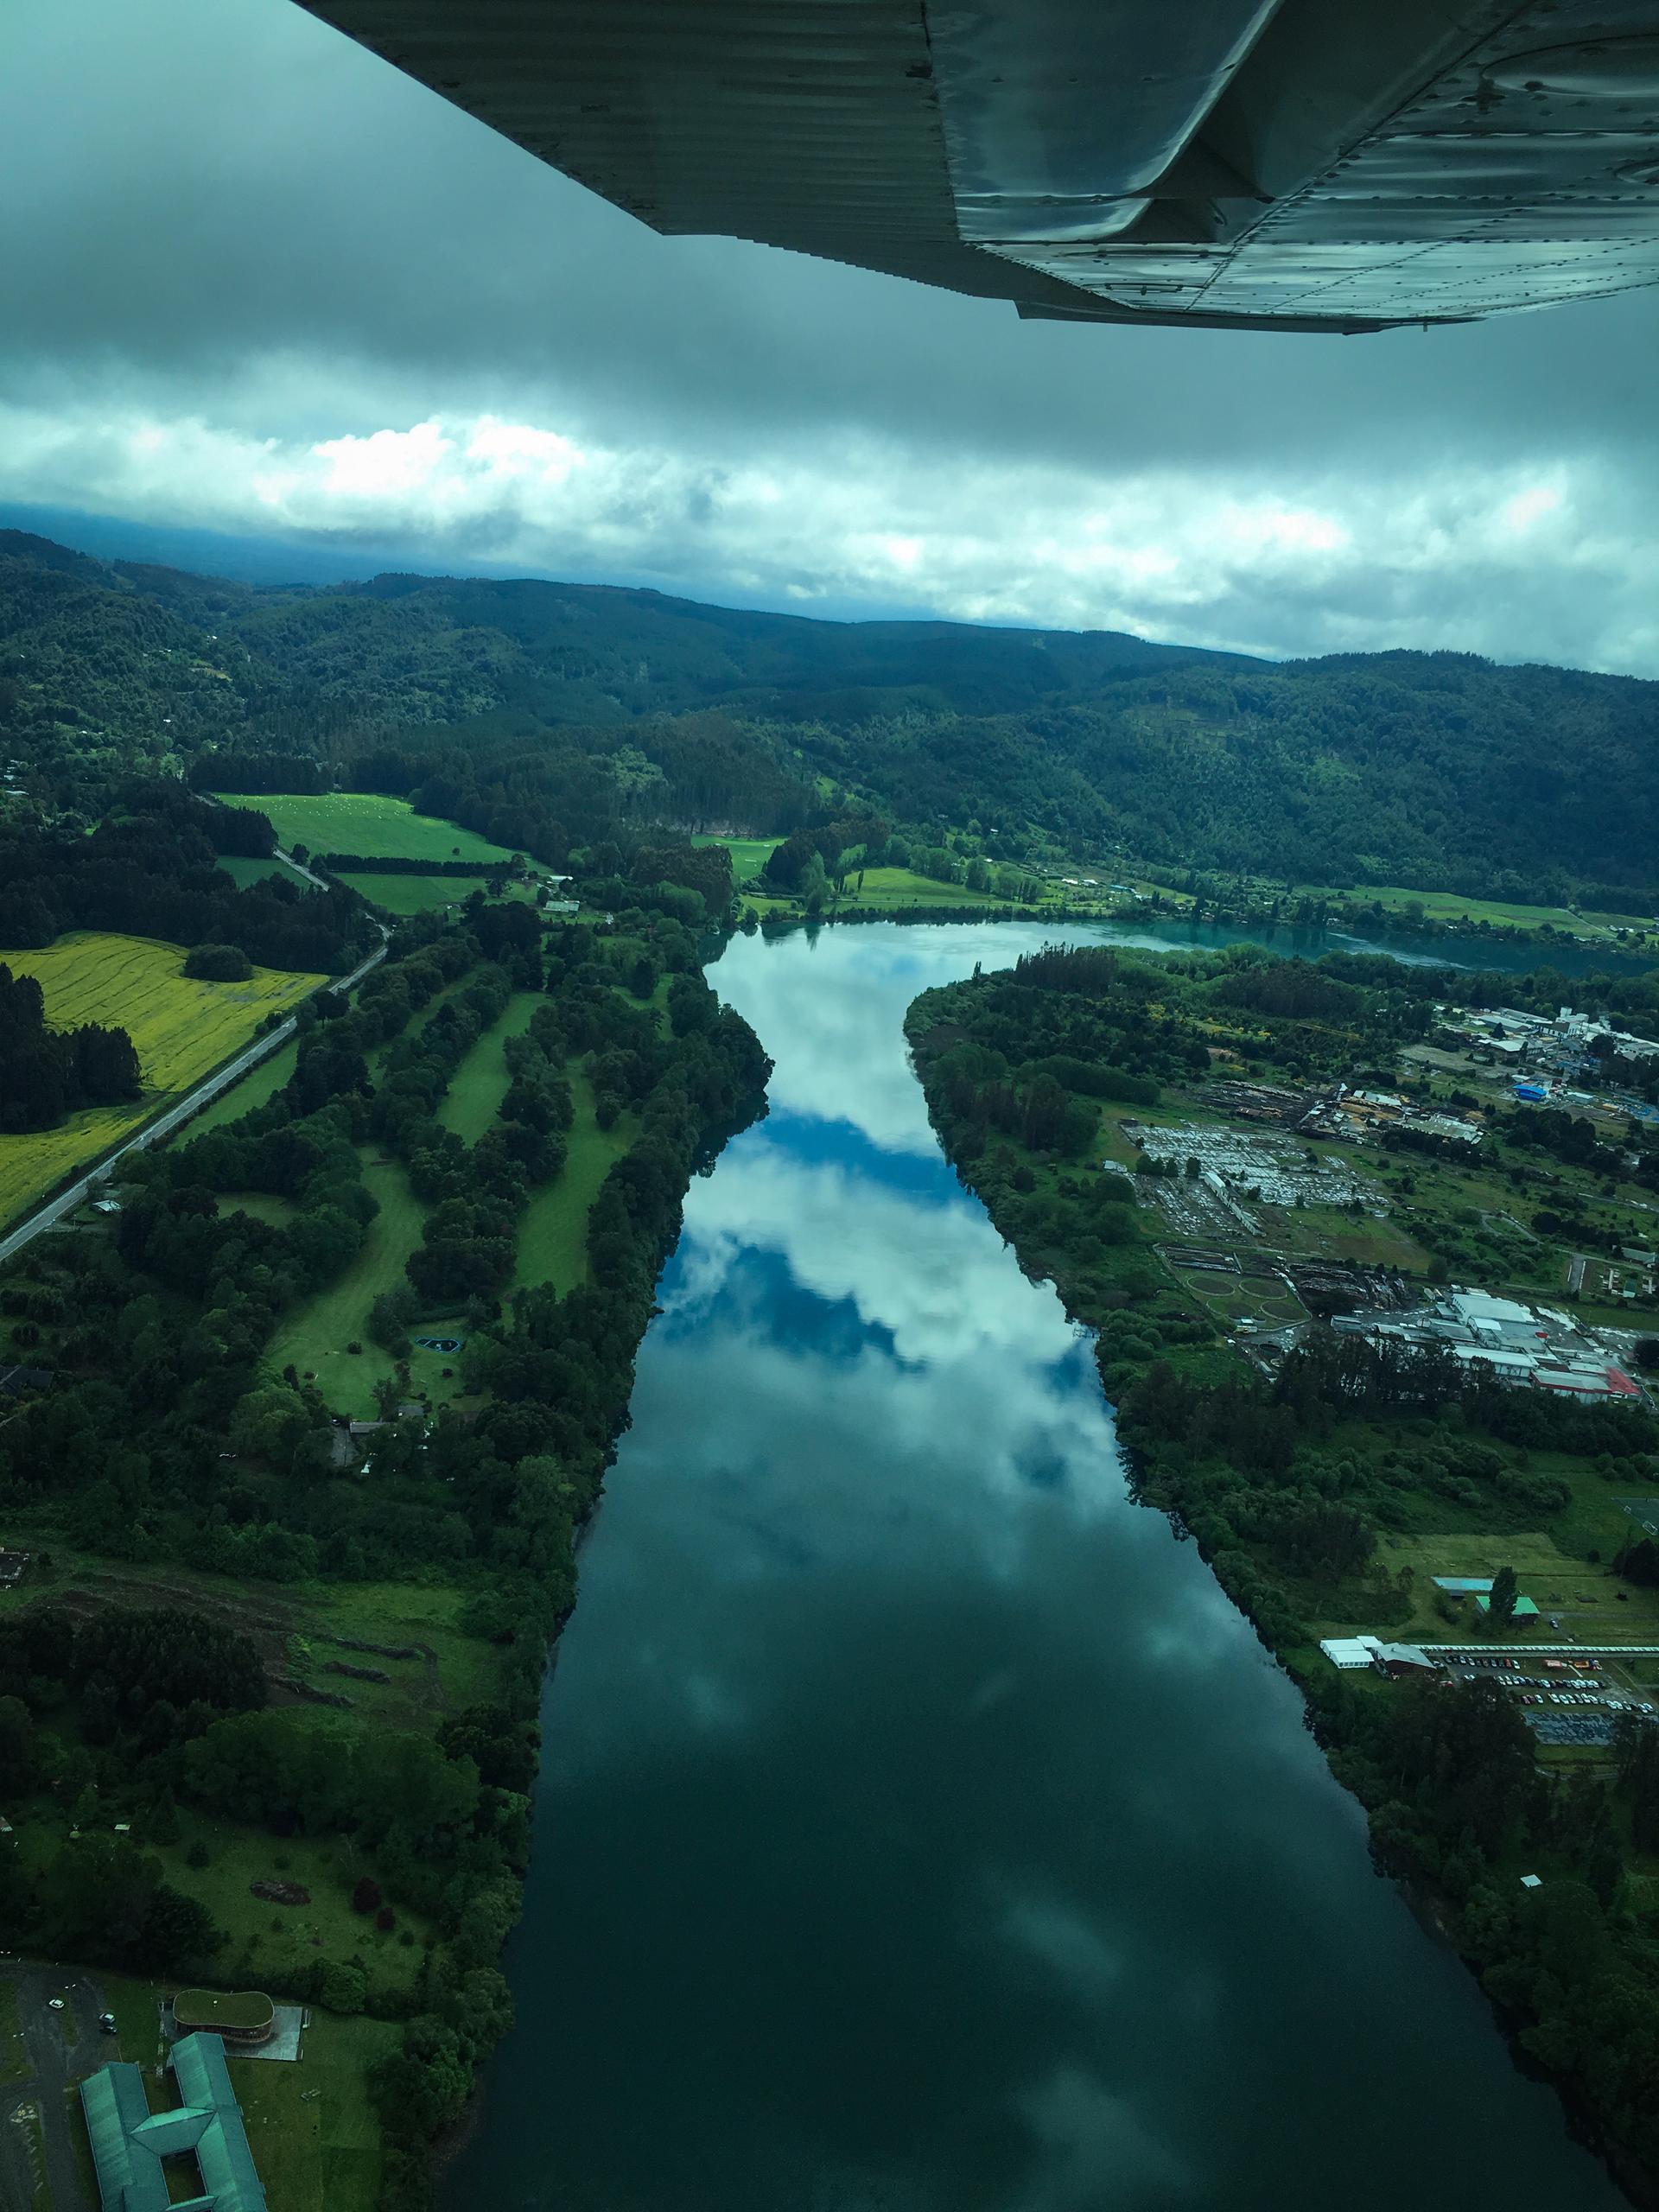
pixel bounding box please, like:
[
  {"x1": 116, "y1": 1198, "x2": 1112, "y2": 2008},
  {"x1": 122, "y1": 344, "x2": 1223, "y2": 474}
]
[
  {"x1": 2, "y1": 1963, "x2": 108, "y2": 2212},
  {"x1": 0, "y1": 929, "x2": 388, "y2": 1269},
  {"x1": 274, "y1": 844, "x2": 330, "y2": 892}
]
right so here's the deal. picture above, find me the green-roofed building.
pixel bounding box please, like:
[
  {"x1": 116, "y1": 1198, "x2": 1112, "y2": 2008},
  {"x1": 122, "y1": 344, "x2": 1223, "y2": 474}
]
[
  {"x1": 1476, "y1": 1593, "x2": 1541, "y2": 1620},
  {"x1": 172, "y1": 1989, "x2": 275, "y2": 2045},
  {"x1": 80, "y1": 2032, "x2": 268, "y2": 2212}
]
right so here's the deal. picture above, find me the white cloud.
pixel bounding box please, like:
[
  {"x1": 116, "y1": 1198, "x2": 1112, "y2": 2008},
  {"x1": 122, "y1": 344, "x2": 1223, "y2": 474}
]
[{"x1": 3, "y1": 392, "x2": 1657, "y2": 670}]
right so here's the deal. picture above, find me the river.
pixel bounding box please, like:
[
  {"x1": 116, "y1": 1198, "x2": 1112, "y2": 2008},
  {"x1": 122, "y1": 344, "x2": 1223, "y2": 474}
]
[{"x1": 445, "y1": 917, "x2": 1630, "y2": 2212}]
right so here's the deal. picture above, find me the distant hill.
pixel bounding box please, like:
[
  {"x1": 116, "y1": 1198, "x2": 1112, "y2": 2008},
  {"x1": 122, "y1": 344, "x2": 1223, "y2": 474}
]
[{"x1": 2, "y1": 530, "x2": 1656, "y2": 905}]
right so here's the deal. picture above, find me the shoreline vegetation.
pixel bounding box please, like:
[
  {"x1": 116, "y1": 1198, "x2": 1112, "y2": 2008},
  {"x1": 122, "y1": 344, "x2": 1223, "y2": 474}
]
[
  {"x1": 905, "y1": 939, "x2": 1659, "y2": 2205},
  {"x1": 699, "y1": 836, "x2": 1656, "y2": 963},
  {"x1": 0, "y1": 835, "x2": 770, "y2": 2210}
]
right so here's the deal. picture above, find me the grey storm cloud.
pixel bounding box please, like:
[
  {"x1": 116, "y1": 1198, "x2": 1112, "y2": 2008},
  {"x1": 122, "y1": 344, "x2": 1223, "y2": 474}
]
[{"x1": 4, "y1": 0, "x2": 1659, "y2": 671}]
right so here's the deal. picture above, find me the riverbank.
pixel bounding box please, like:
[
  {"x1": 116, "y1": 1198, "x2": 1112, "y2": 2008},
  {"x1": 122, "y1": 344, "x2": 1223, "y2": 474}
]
[
  {"x1": 441, "y1": 915, "x2": 1627, "y2": 2212},
  {"x1": 0, "y1": 898, "x2": 772, "y2": 2211},
  {"x1": 904, "y1": 940, "x2": 1659, "y2": 2202}
]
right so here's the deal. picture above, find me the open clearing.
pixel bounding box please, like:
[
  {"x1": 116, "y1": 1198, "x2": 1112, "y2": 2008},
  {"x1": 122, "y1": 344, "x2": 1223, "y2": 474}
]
[
  {"x1": 336, "y1": 870, "x2": 499, "y2": 915},
  {"x1": 1294, "y1": 880, "x2": 1647, "y2": 941},
  {"x1": 514, "y1": 1070, "x2": 633, "y2": 1294},
  {"x1": 216, "y1": 791, "x2": 513, "y2": 864},
  {"x1": 693, "y1": 834, "x2": 782, "y2": 881},
  {"x1": 0, "y1": 933, "x2": 322, "y2": 1228},
  {"x1": 1322, "y1": 1529, "x2": 1659, "y2": 1649},
  {"x1": 264, "y1": 1154, "x2": 435, "y2": 1416},
  {"x1": 747, "y1": 866, "x2": 1029, "y2": 914},
  {"x1": 439, "y1": 993, "x2": 541, "y2": 1141},
  {"x1": 217, "y1": 854, "x2": 317, "y2": 893},
  {"x1": 185, "y1": 1038, "x2": 301, "y2": 1138}
]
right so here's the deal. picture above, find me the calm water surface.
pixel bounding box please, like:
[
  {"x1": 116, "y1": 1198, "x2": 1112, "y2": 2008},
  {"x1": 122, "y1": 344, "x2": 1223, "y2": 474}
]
[{"x1": 446, "y1": 920, "x2": 1625, "y2": 2212}]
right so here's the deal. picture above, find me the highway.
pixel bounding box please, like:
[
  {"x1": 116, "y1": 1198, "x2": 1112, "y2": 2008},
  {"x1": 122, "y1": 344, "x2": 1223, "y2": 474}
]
[{"x1": 0, "y1": 927, "x2": 387, "y2": 1268}]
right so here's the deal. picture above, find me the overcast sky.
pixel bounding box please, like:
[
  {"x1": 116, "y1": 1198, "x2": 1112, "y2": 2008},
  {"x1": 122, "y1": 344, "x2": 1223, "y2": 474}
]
[{"x1": 5, "y1": 0, "x2": 1659, "y2": 673}]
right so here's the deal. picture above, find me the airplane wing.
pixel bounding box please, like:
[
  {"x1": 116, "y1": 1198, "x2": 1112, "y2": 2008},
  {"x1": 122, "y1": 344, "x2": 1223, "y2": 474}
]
[{"x1": 296, "y1": 0, "x2": 1659, "y2": 332}]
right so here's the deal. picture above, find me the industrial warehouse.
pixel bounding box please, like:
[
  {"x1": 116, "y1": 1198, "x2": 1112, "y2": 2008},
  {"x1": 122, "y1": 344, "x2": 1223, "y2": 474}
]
[{"x1": 1332, "y1": 1287, "x2": 1649, "y2": 1405}]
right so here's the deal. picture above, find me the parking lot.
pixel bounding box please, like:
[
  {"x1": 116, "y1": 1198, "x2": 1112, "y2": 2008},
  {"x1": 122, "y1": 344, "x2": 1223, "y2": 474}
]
[
  {"x1": 1, "y1": 1962, "x2": 112, "y2": 2212},
  {"x1": 1529, "y1": 1713, "x2": 1616, "y2": 1745},
  {"x1": 1431, "y1": 1652, "x2": 1655, "y2": 1751}
]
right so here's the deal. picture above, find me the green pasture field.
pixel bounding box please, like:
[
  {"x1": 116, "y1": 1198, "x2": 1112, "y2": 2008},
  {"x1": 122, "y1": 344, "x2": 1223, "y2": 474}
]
[
  {"x1": 264, "y1": 1154, "x2": 432, "y2": 1417},
  {"x1": 853, "y1": 868, "x2": 1023, "y2": 907},
  {"x1": 335, "y1": 870, "x2": 497, "y2": 915},
  {"x1": 0, "y1": 931, "x2": 322, "y2": 1231},
  {"x1": 438, "y1": 993, "x2": 541, "y2": 1142},
  {"x1": 747, "y1": 866, "x2": 1033, "y2": 914},
  {"x1": 217, "y1": 854, "x2": 317, "y2": 893},
  {"x1": 514, "y1": 1070, "x2": 634, "y2": 1295},
  {"x1": 1295, "y1": 880, "x2": 1647, "y2": 941},
  {"x1": 183, "y1": 1039, "x2": 300, "y2": 1138},
  {"x1": 692, "y1": 834, "x2": 782, "y2": 880},
  {"x1": 0, "y1": 1546, "x2": 497, "y2": 1732},
  {"x1": 1261, "y1": 1199, "x2": 1428, "y2": 1271},
  {"x1": 216, "y1": 791, "x2": 512, "y2": 865},
  {"x1": 147, "y1": 1811, "x2": 428, "y2": 2005}
]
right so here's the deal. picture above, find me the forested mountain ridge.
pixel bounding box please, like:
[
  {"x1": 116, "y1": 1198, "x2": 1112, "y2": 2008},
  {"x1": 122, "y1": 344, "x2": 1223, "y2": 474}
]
[{"x1": 3, "y1": 530, "x2": 1657, "y2": 903}]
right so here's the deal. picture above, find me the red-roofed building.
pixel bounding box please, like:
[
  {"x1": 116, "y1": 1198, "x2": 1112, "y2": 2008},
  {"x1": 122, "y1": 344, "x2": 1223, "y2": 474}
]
[{"x1": 1533, "y1": 1366, "x2": 1642, "y2": 1401}]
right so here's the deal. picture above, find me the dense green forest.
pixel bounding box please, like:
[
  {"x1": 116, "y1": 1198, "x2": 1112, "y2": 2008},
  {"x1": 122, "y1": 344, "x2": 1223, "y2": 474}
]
[
  {"x1": 0, "y1": 781, "x2": 371, "y2": 970},
  {"x1": 3, "y1": 530, "x2": 1657, "y2": 906},
  {"x1": 0, "y1": 963, "x2": 140, "y2": 1133}
]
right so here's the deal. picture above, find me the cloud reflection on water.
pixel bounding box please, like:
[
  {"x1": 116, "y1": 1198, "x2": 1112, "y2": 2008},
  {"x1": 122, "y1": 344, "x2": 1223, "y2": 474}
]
[{"x1": 449, "y1": 923, "x2": 1625, "y2": 2212}]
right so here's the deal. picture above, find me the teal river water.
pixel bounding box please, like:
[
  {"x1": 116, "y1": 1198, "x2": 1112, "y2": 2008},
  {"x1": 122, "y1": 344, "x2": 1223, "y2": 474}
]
[{"x1": 444, "y1": 918, "x2": 1630, "y2": 2212}]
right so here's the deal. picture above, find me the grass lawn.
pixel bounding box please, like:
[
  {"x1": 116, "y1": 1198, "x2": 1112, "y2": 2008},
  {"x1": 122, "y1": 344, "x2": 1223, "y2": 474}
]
[
  {"x1": 335, "y1": 871, "x2": 496, "y2": 916},
  {"x1": 692, "y1": 834, "x2": 782, "y2": 881},
  {"x1": 515, "y1": 1071, "x2": 633, "y2": 1294},
  {"x1": 743, "y1": 866, "x2": 1035, "y2": 916},
  {"x1": 1264, "y1": 1200, "x2": 1429, "y2": 1270},
  {"x1": 294, "y1": 1578, "x2": 500, "y2": 1718},
  {"x1": 264, "y1": 1155, "x2": 430, "y2": 1416},
  {"x1": 1338, "y1": 1529, "x2": 1659, "y2": 1648},
  {"x1": 235, "y1": 2007, "x2": 399, "y2": 2212},
  {"x1": 217, "y1": 855, "x2": 317, "y2": 893},
  {"x1": 840, "y1": 868, "x2": 1022, "y2": 910},
  {"x1": 438, "y1": 993, "x2": 541, "y2": 1142},
  {"x1": 217, "y1": 792, "x2": 512, "y2": 865},
  {"x1": 182, "y1": 1039, "x2": 300, "y2": 1139},
  {"x1": 0, "y1": 934, "x2": 322, "y2": 1230},
  {"x1": 142, "y1": 1808, "x2": 429, "y2": 2008}
]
